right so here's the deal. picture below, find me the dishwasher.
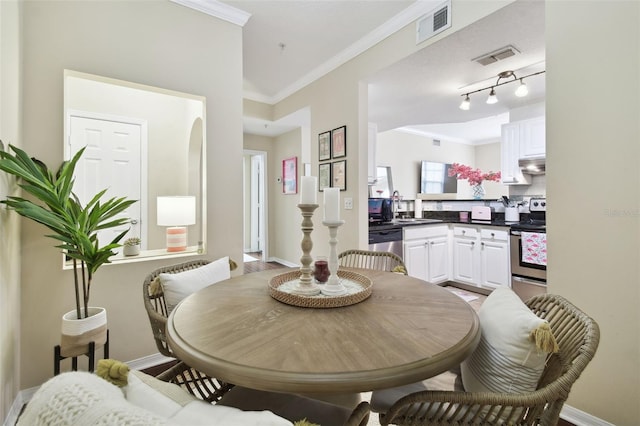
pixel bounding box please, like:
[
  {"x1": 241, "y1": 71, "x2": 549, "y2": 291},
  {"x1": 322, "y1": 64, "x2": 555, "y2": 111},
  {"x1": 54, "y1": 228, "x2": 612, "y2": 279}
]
[{"x1": 368, "y1": 228, "x2": 403, "y2": 260}]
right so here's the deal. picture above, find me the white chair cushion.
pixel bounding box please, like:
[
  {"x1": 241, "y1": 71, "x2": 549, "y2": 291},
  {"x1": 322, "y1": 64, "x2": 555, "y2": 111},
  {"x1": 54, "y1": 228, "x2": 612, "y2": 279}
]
[
  {"x1": 159, "y1": 256, "x2": 231, "y2": 313},
  {"x1": 124, "y1": 370, "x2": 194, "y2": 419},
  {"x1": 461, "y1": 286, "x2": 557, "y2": 394}
]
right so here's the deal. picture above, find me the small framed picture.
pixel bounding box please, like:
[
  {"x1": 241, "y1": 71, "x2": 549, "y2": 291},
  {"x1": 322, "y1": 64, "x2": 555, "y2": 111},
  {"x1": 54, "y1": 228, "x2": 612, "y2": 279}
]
[
  {"x1": 331, "y1": 126, "x2": 346, "y2": 158},
  {"x1": 331, "y1": 160, "x2": 346, "y2": 191},
  {"x1": 282, "y1": 156, "x2": 297, "y2": 194},
  {"x1": 318, "y1": 131, "x2": 331, "y2": 161},
  {"x1": 319, "y1": 163, "x2": 331, "y2": 191}
]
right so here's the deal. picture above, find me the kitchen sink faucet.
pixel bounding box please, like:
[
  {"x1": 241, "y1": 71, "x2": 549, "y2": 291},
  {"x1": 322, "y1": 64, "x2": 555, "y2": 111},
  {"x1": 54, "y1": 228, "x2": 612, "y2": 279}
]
[{"x1": 392, "y1": 190, "x2": 400, "y2": 219}]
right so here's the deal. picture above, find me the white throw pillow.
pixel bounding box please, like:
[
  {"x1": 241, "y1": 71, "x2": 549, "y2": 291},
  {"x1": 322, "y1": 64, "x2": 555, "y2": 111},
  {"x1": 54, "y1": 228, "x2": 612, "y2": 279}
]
[
  {"x1": 160, "y1": 257, "x2": 231, "y2": 313},
  {"x1": 461, "y1": 287, "x2": 558, "y2": 394}
]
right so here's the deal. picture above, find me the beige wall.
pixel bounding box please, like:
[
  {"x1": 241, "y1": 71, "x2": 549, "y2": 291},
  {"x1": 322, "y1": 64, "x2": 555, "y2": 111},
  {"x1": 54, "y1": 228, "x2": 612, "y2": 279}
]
[
  {"x1": 546, "y1": 2, "x2": 639, "y2": 424},
  {"x1": 15, "y1": 0, "x2": 243, "y2": 390},
  {"x1": 0, "y1": 0, "x2": 22, "y2": 419},
  {"x1": 270, "y1": 129, "x2": 307, "y2": 261}
]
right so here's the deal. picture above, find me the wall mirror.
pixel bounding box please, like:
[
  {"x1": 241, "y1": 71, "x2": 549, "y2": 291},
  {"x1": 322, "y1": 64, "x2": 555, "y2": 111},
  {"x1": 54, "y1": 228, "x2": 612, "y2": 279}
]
[{"x1": 63, "y1": 70, "x2": 206, "y2": 266}]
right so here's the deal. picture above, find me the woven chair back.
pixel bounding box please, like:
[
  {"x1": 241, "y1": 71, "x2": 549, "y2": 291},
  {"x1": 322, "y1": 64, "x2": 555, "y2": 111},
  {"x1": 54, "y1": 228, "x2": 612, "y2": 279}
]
[
  {"x1": 338, "y1": 249, "x2": 407, "y2": 274},
  {"x1": 143, "y1": 260, "x2": 211, "y2": 357}
]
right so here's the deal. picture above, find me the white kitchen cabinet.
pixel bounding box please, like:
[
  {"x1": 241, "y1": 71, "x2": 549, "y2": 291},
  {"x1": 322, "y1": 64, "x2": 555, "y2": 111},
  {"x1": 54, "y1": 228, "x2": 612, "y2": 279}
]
[
  {"x1": 501, "y1": 116, "x2": 545, "y2": 185},
  {"x1": 479, "y1": 228, "x2": 510, "y2": 289},
  {"x1": 519, "y1": 116, "x2": 546, "y2": 159},
  {"x1": 403, "y1": 225, "x2": 449, "y2": 284},
  {"x1": 501, "y1": 122, "x2": 531, "y2": 185},
  {"x1": 451, "y1": 225, "x2": 510, "y2": 290},
  {"x1": 452, "y1": 226, "x2": 479, "y2": 285}
]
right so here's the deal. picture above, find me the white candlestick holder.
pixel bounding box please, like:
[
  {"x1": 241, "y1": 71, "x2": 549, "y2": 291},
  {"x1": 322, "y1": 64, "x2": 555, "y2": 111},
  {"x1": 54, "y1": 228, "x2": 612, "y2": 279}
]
[
  {"x1": 321, "y1": 219, "x2": 346, "y2": 296},
  {"x1": 291, "y1": 204, "x2": 321, "y2": 296}
]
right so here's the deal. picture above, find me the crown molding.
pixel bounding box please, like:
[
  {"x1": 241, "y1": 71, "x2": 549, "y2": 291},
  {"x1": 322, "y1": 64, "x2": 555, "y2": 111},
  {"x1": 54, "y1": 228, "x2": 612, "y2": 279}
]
[
  {"x1": 171, "y1": 0, "x2": 251, "y2": 26},
  {"x1": 263, "y1": 0, "x2": 445, "y2": 104}
]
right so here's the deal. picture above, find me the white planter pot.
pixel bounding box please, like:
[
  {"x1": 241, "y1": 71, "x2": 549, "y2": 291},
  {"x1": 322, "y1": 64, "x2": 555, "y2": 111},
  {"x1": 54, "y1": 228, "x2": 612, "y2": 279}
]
[
  {"x1": 123, "y1": 244, "x2": 140, "y2": 256},
  {"x1": 60, "y1": 307, "x2": 108, "y2": 357}
]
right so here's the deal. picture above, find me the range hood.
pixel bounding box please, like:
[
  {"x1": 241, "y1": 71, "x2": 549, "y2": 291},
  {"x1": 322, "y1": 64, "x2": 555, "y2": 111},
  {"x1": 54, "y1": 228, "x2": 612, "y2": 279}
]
[{"x1": 519, "y1": 157, "x2": 545, "y2": 175}]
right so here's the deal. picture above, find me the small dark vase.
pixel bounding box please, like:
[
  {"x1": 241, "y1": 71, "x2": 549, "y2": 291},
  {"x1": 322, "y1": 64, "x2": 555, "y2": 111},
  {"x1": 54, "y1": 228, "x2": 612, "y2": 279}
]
[{"x1": 314, "y1": 258, "x2": 329, "y2": 283}]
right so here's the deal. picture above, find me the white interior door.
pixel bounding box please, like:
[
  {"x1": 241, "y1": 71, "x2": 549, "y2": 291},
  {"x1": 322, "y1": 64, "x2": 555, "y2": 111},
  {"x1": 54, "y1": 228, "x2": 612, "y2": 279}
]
[
  {"x1": 67, "y1": 112, "x2": 146, "y2": 251},
  {"x1": 250, "y1": 154, "x2": 263, "y2": 252}
]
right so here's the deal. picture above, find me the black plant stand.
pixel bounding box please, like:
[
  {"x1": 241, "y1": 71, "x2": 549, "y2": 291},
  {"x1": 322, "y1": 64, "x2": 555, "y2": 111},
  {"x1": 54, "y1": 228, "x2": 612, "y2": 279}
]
[{"x1": 54, "y1": 329, "x2": 109, "y2": 375}]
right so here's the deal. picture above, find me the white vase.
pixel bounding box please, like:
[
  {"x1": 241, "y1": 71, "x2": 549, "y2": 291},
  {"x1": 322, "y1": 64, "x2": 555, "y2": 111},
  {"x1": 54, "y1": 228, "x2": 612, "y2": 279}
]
[
  {"x1": 123, "y1": 244, "x2": 140, "y2": 256},
  {"x1": 60, "y1": 307, "x2": 108, "y2": 357}
]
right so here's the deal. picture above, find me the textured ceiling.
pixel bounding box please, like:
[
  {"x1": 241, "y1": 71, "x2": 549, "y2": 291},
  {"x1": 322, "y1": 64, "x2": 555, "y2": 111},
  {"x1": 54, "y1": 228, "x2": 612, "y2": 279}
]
[{"x1": 227, "y1": 0, "x2": 545, "y2": 143}]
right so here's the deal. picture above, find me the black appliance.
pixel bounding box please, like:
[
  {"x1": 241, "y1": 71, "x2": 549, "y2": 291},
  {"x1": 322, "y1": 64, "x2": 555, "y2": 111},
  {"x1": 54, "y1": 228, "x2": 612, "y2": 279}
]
[
  {"x1": 368, "y1": 198, "x2": 393, "y2": 223},
  {"x1": 510, "y1": 198, "x2": 547, "y2": 301}
]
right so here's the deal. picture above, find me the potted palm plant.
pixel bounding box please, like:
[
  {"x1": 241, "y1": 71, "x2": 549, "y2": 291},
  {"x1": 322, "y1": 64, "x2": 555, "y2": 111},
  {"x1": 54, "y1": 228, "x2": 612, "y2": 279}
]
[{"x1": 0, "y1": 144, "x2": 136, "y2": 356}]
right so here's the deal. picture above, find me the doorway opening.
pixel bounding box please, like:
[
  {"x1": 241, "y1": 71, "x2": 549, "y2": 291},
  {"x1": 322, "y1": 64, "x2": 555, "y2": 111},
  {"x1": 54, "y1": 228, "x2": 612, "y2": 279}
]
[{"x1": 243, "y1": 150, "x2": 267, "y2": 262}]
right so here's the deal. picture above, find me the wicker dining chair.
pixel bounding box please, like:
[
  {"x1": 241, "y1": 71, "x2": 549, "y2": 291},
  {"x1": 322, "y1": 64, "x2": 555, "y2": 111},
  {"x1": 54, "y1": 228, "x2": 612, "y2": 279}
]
[
  {"x1": 338, "y1": 249, "x2": 407, "y2": 274},
  {"x1": 143, "y1": 259, "x2": 237, "y2": 402},
  {"x1": 370, "y1": 293, "x2": 600, "y2": 425}
]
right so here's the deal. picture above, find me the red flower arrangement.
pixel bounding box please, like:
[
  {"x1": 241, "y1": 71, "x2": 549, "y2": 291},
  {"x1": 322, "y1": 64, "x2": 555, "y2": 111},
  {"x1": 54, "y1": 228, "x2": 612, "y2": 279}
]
[{"x1": 448, "y1": 163, "x2": 501, "y2": 186}]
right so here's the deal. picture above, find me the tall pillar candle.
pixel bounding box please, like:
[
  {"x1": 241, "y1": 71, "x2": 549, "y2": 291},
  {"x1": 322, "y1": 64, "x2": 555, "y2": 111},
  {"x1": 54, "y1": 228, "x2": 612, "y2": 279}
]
[
  {"x1": 324, "y1": 187, "x2": 340, "y2": 222},
  {"x1": 300, "y1": 176, "x2": 317, "y2": 204}
]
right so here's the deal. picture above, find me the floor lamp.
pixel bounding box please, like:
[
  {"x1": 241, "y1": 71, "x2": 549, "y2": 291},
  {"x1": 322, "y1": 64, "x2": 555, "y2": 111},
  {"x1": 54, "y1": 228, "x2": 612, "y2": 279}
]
[{"x1": 157, "y1": 196, "x2": 196, "y2": 252}]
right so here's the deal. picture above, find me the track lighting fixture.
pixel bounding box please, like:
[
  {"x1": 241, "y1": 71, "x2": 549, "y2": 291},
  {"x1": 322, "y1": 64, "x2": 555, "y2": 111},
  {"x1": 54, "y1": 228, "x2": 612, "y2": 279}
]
[{"x1": 459, "y1": 70, "x2": 544, "y2": 110}]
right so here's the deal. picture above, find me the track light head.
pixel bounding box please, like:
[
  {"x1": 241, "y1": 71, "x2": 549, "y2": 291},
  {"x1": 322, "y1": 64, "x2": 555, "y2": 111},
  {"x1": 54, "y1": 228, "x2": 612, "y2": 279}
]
[
  {"x1": 486, "y1": 88, "x2": 498, "y2": 104},
  {"x1": 459, "y1": 94, "x2": 471, "y2": 110},
  {"x1": 515, "y1": 79, "x2": 528, "y2": 97}
]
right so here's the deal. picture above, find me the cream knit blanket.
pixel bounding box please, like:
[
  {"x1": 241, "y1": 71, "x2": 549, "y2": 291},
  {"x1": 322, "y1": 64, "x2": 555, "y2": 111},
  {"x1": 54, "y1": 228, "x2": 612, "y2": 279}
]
[{"x1": 17, "y1": 372, "x2": 169, "y2": 426}]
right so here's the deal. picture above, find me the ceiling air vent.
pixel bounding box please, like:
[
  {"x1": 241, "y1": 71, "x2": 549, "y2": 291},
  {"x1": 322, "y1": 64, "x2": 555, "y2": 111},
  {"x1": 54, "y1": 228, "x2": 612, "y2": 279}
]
[
  {"x1": 472, "y1": 45, "x2": 520, "y2": 66},
  {"x1": 416, "y1": 0, "x2": 451, "y2": 45}
]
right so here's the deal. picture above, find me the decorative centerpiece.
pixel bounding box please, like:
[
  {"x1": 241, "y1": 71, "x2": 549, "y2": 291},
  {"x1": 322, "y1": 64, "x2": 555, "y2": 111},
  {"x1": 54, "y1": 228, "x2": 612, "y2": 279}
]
[
  {"x1": 268, "y1": 175, "x2": 372, "y2": 308},
  {"x1": 448, "y1": 163, "x2": 501, "y2": 199}
]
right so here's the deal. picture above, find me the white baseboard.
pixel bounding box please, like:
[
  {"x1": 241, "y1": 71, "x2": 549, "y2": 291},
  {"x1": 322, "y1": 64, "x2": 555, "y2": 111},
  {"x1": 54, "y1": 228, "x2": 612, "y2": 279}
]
[
  {"x1": 126, "y1": 352, "x2": 175, "y2": 371},
  {"x1": 269, "y1": 257, "x2": 297, "y2": 267},
  {"x1": 561, "y1": 404, "x2": 614, "y2": 426}
]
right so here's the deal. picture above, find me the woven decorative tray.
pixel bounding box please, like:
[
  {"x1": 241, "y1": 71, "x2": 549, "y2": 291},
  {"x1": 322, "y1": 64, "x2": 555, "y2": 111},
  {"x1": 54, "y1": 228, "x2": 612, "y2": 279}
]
[{"x1": 269, "y1": 270, "x2": 372, "y2": 308}]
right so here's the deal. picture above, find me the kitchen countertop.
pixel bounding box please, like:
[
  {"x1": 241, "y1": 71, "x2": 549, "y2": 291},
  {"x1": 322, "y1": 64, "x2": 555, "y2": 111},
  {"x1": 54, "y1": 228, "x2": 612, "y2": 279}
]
[{"x1": 369, "y1": 217, "x2": 517, "y2": 232}]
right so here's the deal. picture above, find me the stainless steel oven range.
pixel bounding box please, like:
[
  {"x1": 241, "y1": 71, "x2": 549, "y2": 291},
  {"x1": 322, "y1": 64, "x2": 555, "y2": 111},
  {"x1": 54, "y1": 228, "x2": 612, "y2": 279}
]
[{"x1": 510, "y1": 198, "x2": 547, "y2": 301}]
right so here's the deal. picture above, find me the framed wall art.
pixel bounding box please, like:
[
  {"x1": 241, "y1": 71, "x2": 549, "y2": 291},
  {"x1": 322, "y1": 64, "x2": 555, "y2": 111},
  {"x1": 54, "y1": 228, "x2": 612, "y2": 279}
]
[
  {"x1": 331, "y1": 160, "x2": 346, "y2": 191},
  {"x1": 282, "y1": 156, "x2": 297, "y2": 194},
  {"x1": 318, "y1": 131, "x2": 331, "y2": 161},
  {"x1": 319, "y1": 163, "x2": 331, "y2": 191},
  {"x1": 331, "y1": 126, "x2": 346, "y2": 158}
]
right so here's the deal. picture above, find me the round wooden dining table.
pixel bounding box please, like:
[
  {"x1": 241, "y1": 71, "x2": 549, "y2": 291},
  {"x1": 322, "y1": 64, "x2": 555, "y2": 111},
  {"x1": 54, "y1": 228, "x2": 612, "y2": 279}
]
[{"x1": 166, "y1": 268, "x2": 480, "y2": 395}]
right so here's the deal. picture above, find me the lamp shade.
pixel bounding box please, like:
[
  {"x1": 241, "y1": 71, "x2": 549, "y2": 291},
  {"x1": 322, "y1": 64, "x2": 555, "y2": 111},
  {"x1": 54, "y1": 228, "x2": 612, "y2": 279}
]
[{"x1": 157, "y1": 196, "x2": 196, "y2": 226}]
